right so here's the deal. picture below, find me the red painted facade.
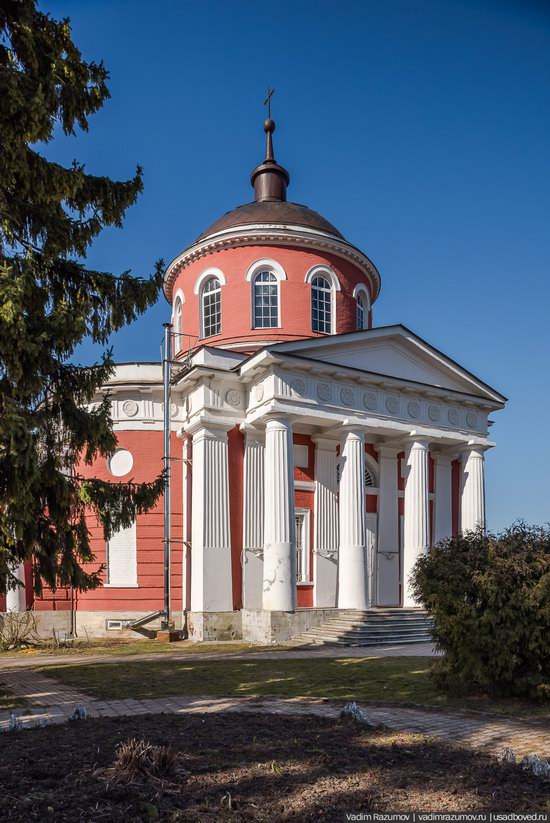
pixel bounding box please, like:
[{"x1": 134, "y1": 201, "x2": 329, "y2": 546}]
[{"x1": 171, "y1": 245, "x2": 373, "y2": 353}]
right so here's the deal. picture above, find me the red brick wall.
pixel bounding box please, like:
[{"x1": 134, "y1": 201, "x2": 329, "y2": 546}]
[{"x1": 171, "y1": 244, "x2": 373, "y2": 354}]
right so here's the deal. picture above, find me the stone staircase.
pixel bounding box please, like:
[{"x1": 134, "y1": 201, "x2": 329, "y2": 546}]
[{"x1": 301, "y1": 608, "x2": 433, "y2": 647}]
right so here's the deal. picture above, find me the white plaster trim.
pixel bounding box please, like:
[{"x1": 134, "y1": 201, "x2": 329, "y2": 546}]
[
  {"x1": 305, "y1": 264, "x2": 342, "y2": 292},
  {"x1": 295, "y1": 480, "x2": 315, "y2": 491},
  {"x1": 193, "y1": 267, "x2": 227, "y2": 295},
  {"x1": 164, "y1": 224, "x2": 381, "y2": 304},
  {"x1": 353, "y1": 282, "x2": 371, "y2": 307},
  {"x1": 245, "y1": 258, "x2": 288, "y2": 282}
]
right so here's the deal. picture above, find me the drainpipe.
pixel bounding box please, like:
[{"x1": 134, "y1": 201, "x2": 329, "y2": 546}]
[{"x1": 161, "y1": 323, "x2": 172, "y2": 631}]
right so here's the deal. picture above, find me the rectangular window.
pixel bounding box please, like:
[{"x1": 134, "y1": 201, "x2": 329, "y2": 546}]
[
  {"x1": 106, "y1": 521, "x2": 137, "y2": 587},
  {"x1": 295, "y1": 509, "x2": 311, "y2": 583}
]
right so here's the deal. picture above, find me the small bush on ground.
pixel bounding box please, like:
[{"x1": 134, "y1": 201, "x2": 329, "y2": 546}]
[
  {"x1": 0, "y1": 612, "x2": 39, "y2": 650},
  {"x1": 411, "y1": 523, "x2": 550, "y2": 701}
]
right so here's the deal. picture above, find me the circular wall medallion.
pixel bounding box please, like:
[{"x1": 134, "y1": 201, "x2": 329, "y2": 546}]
[
  {"x1": 291, "y1": 378, "x2": 306, "y2": 397},
  {"x1": 108, "y1": 449, "x2": 133, "y2": 477},
  {"x1": 448, "y1": 407, "x2": 459, "y2": 426},
  {"x1": 386, "y1": 396, "x2": 399, "y2": 415},
  {"x1": 428, "y1": 404, "x2": 441, "y2": 422},
  {"x1": 225, "y1": 389, "x2": 242, "y2": 408},
  {"x1": 407, "y1": 400, "x2": 420, "y2": 419},
  {"x1": 466, "y1": 411, "x2": 477, "y2": 429},
  {"x1": 161, "y1": 402, "x2": 178, "y2": 418},
  {"x1": 254, "y1": 384, "x2": 264, "y2": 402},
  {"x1": 122, "y1": 400, "x2": 138, "y2": 417},
  {"x1": 340, "y1": 387, "x2": 354, "y2": 406},
  {"x1": 317, "y1": 382, "x2": 331, "y2": 402},
  {"x1": 363, "y1": 392, "x2": 378, "y2": 411}
]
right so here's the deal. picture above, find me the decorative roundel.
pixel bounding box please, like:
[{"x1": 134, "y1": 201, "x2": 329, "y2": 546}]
[
  {"x1": 448, "y1": 407, "x2": 460, "y2": 426},
  {"x1": 161, "y1": 402, "x2": 178, "y2": 418},
  {"x1": 122, "y1": 400, "x2": 138, "y2": 417},
  {"x1": 317, "y1": 382, "x2": 332, "y2": 402},
  {"x1": 428, "y1": 404, "x2": 441, "y2": 422},
  {"x1": 291, "y1": 378, "x2": 306, "y2": 397},
  {"x1": 225, "y1": 389, "x2": 242, "y2": 408},
  {"x1": 254, "y1": 384, "x2": 264, "y2": 402},
  {"x1": 363, "y1": 392, "x2": 378, "y2": 411},
  {"x1": 407, "y1": 400, "x2": 421, "y2": 419},
  {"x1": 466, "y1": 411, "x2": 478, "y2": 429},
  {"x1": 108, "y1": 448, "x2": 133, "y2": 477},
  {"x1": 340, "y1": 387, "x2": 354, "y2": 406},
  {"x1": 386, "y1": 396, "x2": 399, "y2": 415}
]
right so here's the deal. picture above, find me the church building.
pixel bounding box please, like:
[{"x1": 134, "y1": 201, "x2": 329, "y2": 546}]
[{"x1": 7, "y1": 116, "x2": 506, "y2": 643}]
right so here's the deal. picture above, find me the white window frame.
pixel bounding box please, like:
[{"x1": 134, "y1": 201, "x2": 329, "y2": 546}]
[
  {"x1": 200, "y1": 277, "x2": 222, "y2": 339},
  {"x1": 245, "y1": 258, "x2": 287, "y2": 330},
  {"x1": 305, "y1": 265, "x2": 340, "y2": 335},
  {"x1": 353, "y1": 283, "x2": 370, "y2": 331},
  {"x1": 295, "y1": 508, "x2": 311, "y2": 584},
  {"x1": 172, "y1": 289, "x2": 184, "y2": 353},
  {"x1": 105, "y1": 520, "x2": 138, "y2": 588}
]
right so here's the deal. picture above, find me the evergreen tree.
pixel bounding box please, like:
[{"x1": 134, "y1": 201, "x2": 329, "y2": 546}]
[{"x1": 0, "y1": 0, "x2": 165, "y2": 597}]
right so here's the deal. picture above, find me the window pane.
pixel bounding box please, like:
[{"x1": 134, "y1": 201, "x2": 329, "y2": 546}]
[
  {"x1": 202, "y1": 278, "x2": 221, "y2": 337},
  {"x1": 311, "y1": 275, "x2": 332, "y2": 333},
  {"x1": 253, "y1": 270, "x2": 278, "y2": 328}
]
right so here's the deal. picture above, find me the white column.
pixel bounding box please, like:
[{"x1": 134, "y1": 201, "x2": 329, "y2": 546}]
[
  {"x1": 262, "y1": 416, "x2": 296, "y2": 612},
  {"x1": 190, "y1": 424, "x2": 233, "y2": 612},
  {"x1": 433, "y1": 453, "x2": 453, "y2": 543},
  {"x1": 460, "y1": 447, "x2": 486, "y2": 532},
  {"x1": 337, "y1": 427, "x2": 368, "y2": 609},
  {"x1": 242, "y1": 428, "x2": 265, "y2": 609},
  {"x1": 376, "y1": 446, "x2": 400, "y2": 606},
  {"x1": 5, "y1": 564, "x2": 25, "y2": 612},
  {"x1": 312, "y1": 437, "x2": 339, "y2": 607},
  {"x1": 403, "y1": 439, "x2": 430, "y2": 607}
]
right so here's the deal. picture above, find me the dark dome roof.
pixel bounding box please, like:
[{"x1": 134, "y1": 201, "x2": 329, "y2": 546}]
[{"x1": 198, "y1": 199, "x2": 345, "y2": 241}]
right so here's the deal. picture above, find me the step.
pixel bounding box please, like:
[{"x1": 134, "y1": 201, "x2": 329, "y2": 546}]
[{"x1": 309, "y1": 635, "x2": 433, "y2": 647}]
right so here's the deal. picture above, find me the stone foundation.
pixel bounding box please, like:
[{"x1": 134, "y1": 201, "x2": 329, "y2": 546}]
[
  {"x1": 187, "y1": 610, "x2": 243, "y2": 642},
  {"x1": 1, "y1": 610, "x2": 185, "y2": 640},
  {"x1": 241, "y1": 607, "x2": 345, "y2": 644}
]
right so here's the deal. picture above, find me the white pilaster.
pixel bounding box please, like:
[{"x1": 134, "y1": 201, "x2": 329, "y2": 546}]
[
  {"x1": 376, "y1": 446, "x2": 400, "y2": 606},
  {"x1": 262, "y1": 416, "x2": 296, "y2": 612},
  {"x1": 242, "y1": 429, "x2": 265, "y2": 609},
  {"x1": 5, "y1": 563, "x2": 25, "y2": 612},
  {"x1": 337, "y1": 427, "x2": 368, "y2": 609},
  {"x1": 433, "y1": 453, "x2": 453, "y2": 543},
  {"x1": 190, "y1": 424, "x2": 233, "y2": 612},
  {"x1": 460, "y1": 447, "x2": 486, "y2": 532},
  {"x1": 312, "y1": 437, "x2": 339, "y2": 607},
  {"x1": 403, "y1": 439, "x2": 430, "y2": 607}
]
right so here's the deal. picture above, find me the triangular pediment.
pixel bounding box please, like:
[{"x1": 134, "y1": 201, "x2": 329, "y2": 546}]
[{"x1": 266, "y1": 325, "x2": 505, "y2": 404}]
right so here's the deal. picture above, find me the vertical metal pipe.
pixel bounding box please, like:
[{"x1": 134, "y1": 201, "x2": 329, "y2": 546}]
[{"x1": 162, "y1": 323, "x2": 172, "y2": 630}]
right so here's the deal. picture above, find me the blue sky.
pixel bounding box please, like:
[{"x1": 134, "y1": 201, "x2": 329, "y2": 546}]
[{"x1": 42, "y1": 0, "x2": 550, "y2": 531}]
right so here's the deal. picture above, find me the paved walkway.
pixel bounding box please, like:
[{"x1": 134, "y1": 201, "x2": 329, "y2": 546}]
[
  {"x1": 1, "y1": 664, "x2": 548, "y2": 759},
  {"x1": 0, "y1": 640, "x2": 438, "y2": 671}
]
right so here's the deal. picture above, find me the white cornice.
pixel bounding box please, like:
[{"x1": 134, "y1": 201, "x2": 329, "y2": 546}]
[{"x1": 163, "y1": 223, "x2": 381, "y2": 304}]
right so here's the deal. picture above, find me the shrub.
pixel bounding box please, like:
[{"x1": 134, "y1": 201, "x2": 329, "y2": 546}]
[
  {"x1": 410, "y1": 523, "x2": 550, "y2": 701},
  {"x1": 0, "y1": 612, "x2": 39, "y2": 651}
]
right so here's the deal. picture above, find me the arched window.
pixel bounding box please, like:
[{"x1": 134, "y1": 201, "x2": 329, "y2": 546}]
[
  {"x1": 173, "y1": 296, "x2": 183, "y2": 353},
  {"x1": 201, "y1": 277, "x2": 222, "y2": 338},
  {"x1": 364, "y1": 465, "x2": 376, "y2": 488},
  {"x1": 353, "y1": 284, "x2": 370, "y2": 331},
  {"x1": 253, "y1": 270, "x2": 279, "y2": 328},
  {"x1": 356, "y1": 292, "x2": 368, "y2": 330},
  {"x1": 311, "y1": 275, "x2": 333, "y2": 334}
]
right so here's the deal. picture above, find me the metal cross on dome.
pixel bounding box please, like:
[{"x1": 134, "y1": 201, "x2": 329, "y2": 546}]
[{"x1": 264, "y1": 86, "x2": 274, "y2": 118}]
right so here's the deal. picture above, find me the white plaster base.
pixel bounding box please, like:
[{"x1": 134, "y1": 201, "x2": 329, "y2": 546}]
[
  {"x1": 187, "y1": 611, "x2": 243, "y2": 642},
  {"x1": 241, "y1": 608, "x2": 347, "y2": 644}
]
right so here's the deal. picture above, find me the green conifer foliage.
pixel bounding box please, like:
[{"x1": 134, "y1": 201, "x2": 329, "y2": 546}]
[{"x1": 0, "y1": 1, "x2": 165, "y2": 596}]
